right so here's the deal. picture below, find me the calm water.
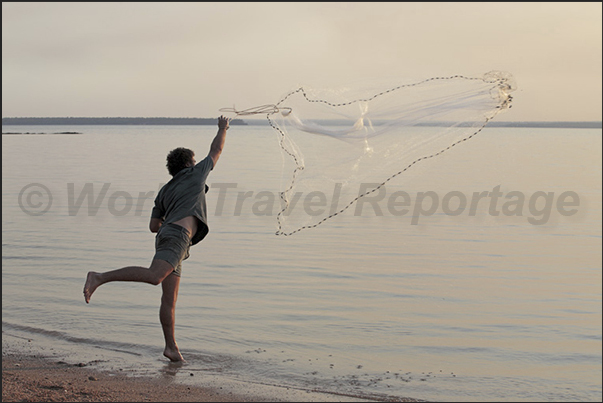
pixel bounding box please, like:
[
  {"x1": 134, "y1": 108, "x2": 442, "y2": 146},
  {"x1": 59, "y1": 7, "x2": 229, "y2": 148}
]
[{"x1": 2, "y1": 124, "x2": 601, "y2": 402}]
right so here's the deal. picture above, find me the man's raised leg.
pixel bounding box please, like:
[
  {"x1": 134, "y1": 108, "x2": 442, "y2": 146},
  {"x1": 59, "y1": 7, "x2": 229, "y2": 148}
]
[
  {"x1": 84, "y1": 259, "x2": 174, "y2": 303},
  {"x1": 160, "y1": 272, "x2": 184, "y2": 362}
]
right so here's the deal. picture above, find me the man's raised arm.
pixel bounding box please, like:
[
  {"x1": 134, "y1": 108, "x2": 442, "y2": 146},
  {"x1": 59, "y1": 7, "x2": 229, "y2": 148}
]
[{"x1": 208, "y1": 116, "x2": 229, "y2": 167}]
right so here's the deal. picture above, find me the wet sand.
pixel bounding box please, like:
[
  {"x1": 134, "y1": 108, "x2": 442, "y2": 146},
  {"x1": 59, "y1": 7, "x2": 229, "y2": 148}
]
[
  {"x1": 2, "y1": 353, "x2": 263, "y2": 402},
  {"x1": 2, "y1": 351, "x2": 422, "y2": 402}
]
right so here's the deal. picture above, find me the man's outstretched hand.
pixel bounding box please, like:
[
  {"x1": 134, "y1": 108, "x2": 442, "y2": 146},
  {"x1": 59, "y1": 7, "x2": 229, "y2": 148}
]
[
  {"x1": 218, "y1": 115, "x2": 230, "y2": 130},
  {"x1": 210, "y1": 116, "x2": 229, "y2": 166}
]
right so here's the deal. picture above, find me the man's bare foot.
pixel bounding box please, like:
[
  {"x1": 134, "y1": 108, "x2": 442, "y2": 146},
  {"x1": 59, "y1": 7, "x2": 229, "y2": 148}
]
[
  {"x1": 83, "y1": 271, "x2": 101, "y2": 303},
  {"x1": 163, "y1": 345, "x2": 185, "y2": 362}
]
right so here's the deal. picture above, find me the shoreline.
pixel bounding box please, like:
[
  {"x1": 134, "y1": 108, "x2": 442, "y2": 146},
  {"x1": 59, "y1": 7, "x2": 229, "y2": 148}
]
[
  {"x1": 2, "y1": 339, "x2": 422, "y2": 403},
  {"x1": 2, "y1": 353, "x2": 256, "y2": 402},
  {"x1": 2, "y1": 352, "x2": 405, "y2": 403}
]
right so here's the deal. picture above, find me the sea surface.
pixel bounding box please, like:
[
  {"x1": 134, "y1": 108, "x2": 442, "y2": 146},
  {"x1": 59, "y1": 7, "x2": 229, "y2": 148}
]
[{"x1": 2, "y1": 124, "x2": 601, "y2": 402}]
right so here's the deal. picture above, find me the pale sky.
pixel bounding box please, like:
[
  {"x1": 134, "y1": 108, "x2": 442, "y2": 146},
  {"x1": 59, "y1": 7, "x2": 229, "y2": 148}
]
[{"x1": 2, "y1": 2, "x2": 602, "y2": 121}]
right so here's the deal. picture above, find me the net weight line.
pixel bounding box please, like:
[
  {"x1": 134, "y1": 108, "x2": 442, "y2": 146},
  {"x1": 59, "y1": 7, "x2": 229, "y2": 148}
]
[{"x1": 221, "y1": 73, "x2": 514, "y2": 235}]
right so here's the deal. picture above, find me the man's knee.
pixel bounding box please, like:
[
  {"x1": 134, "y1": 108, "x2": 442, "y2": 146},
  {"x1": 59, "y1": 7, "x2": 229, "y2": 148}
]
[
  {"x1": 161, "y1": 292, "x2": 177, "y2": 307},
  {"x1": 149, "y1": 259, "x2": 175, "y2": 285},
  {"x1": 149, "y1": 276, "x2": 164, "y2": 286}
]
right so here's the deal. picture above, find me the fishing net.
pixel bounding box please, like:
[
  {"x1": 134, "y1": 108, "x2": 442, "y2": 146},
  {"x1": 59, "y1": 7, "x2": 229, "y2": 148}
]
[{"x1": 223, "y1": 71, "x2": 516, "y2": 235}]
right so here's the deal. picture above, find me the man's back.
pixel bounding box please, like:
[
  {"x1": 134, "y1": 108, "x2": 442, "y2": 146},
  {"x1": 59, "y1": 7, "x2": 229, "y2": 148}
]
[{"x1": 152, "y1": 155, "x2": 214, "y2": 245}]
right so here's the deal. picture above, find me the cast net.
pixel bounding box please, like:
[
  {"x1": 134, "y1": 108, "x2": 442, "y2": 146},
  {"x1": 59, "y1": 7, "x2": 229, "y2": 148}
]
[{"x1": 222, "y1": 71, "x2": 516, "y2": 235}]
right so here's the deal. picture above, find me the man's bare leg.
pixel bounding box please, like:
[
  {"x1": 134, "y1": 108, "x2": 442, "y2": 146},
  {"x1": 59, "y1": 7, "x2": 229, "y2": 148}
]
[
  {"x1": 84, "y1": 259, "x2": 174, "y2": 303},
  {"x1": 160, "y1": 272, "x2": 184, "y2": 362}
]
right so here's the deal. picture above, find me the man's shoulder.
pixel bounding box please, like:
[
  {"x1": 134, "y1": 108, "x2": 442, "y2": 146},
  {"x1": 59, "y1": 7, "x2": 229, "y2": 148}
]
[{"x1": 194, "y1": 155, "x2": 214, "y2": 172}]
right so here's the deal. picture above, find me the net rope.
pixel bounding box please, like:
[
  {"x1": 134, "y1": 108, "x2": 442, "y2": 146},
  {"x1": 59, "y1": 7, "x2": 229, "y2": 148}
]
[{"x1": 221, "y1": 71, "x2": 515, "y2": 236}]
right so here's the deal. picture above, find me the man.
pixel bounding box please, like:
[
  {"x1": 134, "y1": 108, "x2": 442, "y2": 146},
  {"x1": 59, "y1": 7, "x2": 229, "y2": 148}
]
[{"x1": 83, "y1": 116, "x2": 229, "y2": 362}]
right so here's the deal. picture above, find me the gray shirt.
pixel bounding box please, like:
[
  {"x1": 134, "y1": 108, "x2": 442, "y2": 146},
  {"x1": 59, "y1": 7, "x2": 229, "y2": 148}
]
[{"x1": 151, "y1": 155, "x2": 213, "y2": 245}]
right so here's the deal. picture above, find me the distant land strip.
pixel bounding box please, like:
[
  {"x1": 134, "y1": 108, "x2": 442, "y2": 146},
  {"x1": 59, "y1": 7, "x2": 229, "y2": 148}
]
[
  {"x1": 1, "y1": 117, "x2": 601, "y2": 129},
  {"x1": 481, "y1": 121, "x2": 601, "y2": 128},
  {"x1": 2, "y1": 131, "x2": 82, "y2": 135},
  {"x1": 1, "y1": 117, "x2": 247, "y2": 125}
]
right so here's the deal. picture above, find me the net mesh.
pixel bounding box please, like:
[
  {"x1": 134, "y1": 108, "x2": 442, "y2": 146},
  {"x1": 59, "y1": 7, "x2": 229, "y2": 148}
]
[{"x1": 224, "y1": 71, "x2": 516, "y2": 235}]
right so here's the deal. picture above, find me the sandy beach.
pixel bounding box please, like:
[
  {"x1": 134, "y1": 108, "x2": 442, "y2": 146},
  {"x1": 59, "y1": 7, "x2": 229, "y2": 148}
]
[
  {"x1": 2, "y1": 350, "x2": 421, "y2": 402},
  {"x1": 2, "y1": 314, "x2": 423, "y2": 403},
  {"x1": 2, "y1": 353, "x2": 252, "y2": 402}
]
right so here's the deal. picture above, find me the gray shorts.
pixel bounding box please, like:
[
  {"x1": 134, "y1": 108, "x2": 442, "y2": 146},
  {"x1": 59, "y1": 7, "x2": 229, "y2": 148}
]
[{"x1": 154, "y1": 223, "x2": 191, "y2": 277}]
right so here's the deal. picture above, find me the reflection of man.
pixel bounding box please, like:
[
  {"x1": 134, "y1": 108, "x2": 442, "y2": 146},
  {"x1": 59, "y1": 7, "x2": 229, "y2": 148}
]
[{"x1": 83, "y1": 116, "x2": 229, "y2": 361}]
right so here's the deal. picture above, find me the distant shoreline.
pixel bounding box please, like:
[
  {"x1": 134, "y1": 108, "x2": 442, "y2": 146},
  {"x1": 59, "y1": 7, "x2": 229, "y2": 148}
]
[
  {"x1": 479, "y1": 121, "x2": 601, "y2": 129},
  {"x1": 241, "y1": 120, "x2": 603, "y2": 128},
  {"x1": 1, "y1": 117, "x2": 601, "y2": 129},
  {"x1": 1, "y1": 117, "x2": 247, "y2": 126}
]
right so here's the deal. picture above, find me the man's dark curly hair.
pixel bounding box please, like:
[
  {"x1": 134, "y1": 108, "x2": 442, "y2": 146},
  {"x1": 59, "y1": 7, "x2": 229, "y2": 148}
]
[{"x1": 166, "y1": 147, "x2": 195, "y2": 176}]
